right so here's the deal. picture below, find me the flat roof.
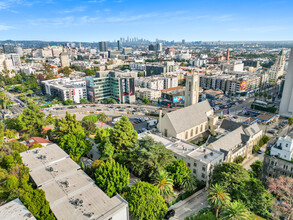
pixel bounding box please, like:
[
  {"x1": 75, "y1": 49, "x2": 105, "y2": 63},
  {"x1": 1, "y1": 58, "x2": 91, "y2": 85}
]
[
  {"x1": 20, "y1": 144, "x2": 128, "y2": 220},
  {"x1": 187, "y1": 146, "x2": 223, "y2": 163},
  {"x1": 0, "y1": 198, "x2": 36, "y2": 220}
]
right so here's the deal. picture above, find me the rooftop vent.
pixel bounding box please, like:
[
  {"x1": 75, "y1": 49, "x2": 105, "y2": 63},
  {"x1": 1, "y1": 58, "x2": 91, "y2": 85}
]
[
  {"x1": 203, "y1": 149, "x2": 206, "y2": 153},
  {"x1": 48, "y1": 167, "x2": 53, "y2": 172},
  {"x1": 210, "y1": 152, "x2": 214, "y2": 156},
  {"x1": 204, "y1": 155, "x2": 208, "y2": 159}
]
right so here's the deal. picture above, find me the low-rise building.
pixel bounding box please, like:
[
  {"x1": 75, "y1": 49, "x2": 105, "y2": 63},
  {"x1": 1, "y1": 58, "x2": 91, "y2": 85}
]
[
  {"x1": 207, "y1": 120, "x2": 263, "y2": 162},
  {"x1": 41, "y1": 78, "x2": 87, "y2": 103},
  {"x1": 135, "y1": 87, "x2": 161, "y2": 100},
  {"x1": 0, "y1": 198, "x2": 36, "y2": 220},
  {"x1": 158, "y1": 100, "x2": 217, "y2": 141},
  {"x1": 138, "y1": 132, "x2": 224, "y2": 183},
  {"x1": 20, "y1": 143, "x2": 129, "y2": 220}
]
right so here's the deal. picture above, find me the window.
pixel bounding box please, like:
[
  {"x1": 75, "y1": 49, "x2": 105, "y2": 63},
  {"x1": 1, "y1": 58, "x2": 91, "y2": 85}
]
[
  {"x1": 193, "y1": 169, "x2": 196, "y2": 174},
  {"x1": 194, "y1": 162, "x2": 197, "y2": 167},
  {"x1": 190, "y1": 129, "x2": 193, "y2": 137},
  {"x1": 202, "y1": 167, "x2": 206, "y2": 171},
  {"x1": 201, "y1": 173, "x2": 205, "y2": 178},
  {"x1": 187, "y1": 163, "x2": 190, "y2": 167},
  {"x1": 196, "y1": 127, "x2": 198, "y2": 134},
  {"x1": 271, "y1": 161, "x2": 274, "y2": 165},
  {"x1": 200, "y1": 125, "x2": 203, "y2": 132},
  {"x1": 185, "y1": 132, "x2": 188, "y2": 140},
  {"x1": 164, "y1": 129, "x2": 168, "y2": 137}
]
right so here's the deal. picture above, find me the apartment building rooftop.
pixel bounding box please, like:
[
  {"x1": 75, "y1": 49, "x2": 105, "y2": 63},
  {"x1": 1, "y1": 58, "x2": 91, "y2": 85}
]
[
  {"x1": 0, "y1": 198, "x2": 36, "y2": 220},
  {"x1": 20, "y1": 144, "x2": 128, "y2": 220}
]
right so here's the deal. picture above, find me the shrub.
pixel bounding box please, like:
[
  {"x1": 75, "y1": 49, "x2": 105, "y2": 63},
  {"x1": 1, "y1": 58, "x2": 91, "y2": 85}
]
[
  {"x1": 259, "y1": 139, "x2": 264, "y2": 147},
  {"x1": 262, "y1": 135, "x2": 270, "y2": 144},
  {"x1": 82, "y1": 115, "x2": 98, "y2": 123},
  {"x1": 253, "y1": 145, "x2": 260, "y2": 153},
  {"x1": 234, "y1": 156, "x2": 244, "y2": 164}
]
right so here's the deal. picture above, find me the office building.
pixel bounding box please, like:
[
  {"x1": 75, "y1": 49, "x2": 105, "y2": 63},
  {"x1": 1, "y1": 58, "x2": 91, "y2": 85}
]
[
  {"x1": 59, "y1": 52, "x2": 70, "y2": 67},
  {"x1": 122, "y1": 47, "x2": 132, "y2": 55},
  {"x1": 20, "y1": 144, "x2": 129, "y2": 220},
  {"x1": 117, "y1": 40, "x2": 122, "y2": 50},
  {"x1": 86, "y1": 71, "x2": 136, "y2": 104},
  {"x1": 221, "y1": 62, "x2": 244, "y2": 72},
  {"x1": 2, "y1": 44, "x2": 15, "y2": 54},
  {"x1": 41, "y1": 78, "x2": 87, "y2": 103},
  {"x1": 268, "y1": 50, "x2": 286, "y2": 81},
  {"x1": 243, "y1": 60, "x2": 260, "y2": 68},
  {"x1": 10, "y1": 54, "x2": 21, "y2": 66},
  {"x1": 148, "y1": 44, "x2": 157, "y2": 51},
  {"x1": 185, "y1": 72, "x2": 199, "y2": 107},
  {"x1": 15, "y1": 47, "x2": 23, "y2": 56},
  {"x1": 280, "y1": 48, "x2": 293, "y2": 118},
  {"x1": 135, "y1": 88, "x2": 161, "y2": 100},
  {"x1": 156, "y1": 43, "x2": 163, "y2": 52},
  {"x1": 99, "y1": 41, "x2": 108, "y2": 52}
]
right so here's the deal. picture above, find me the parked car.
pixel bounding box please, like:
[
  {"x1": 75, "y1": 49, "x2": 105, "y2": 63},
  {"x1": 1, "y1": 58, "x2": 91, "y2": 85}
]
[
  {"x1": 257, "y1": 148, "x2": 265, "y2": 154},
  {"x1": 164, "y1": 210, "x2": 175, "y2": 219},
  {"x1": 268, "y1": 130, "x2": 276, "y2": 134}
]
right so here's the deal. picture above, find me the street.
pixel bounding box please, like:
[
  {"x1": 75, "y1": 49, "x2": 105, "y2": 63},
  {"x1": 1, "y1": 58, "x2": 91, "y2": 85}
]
[{"x1": 169, "y1": 189, "x2": 208, "y2": 220}]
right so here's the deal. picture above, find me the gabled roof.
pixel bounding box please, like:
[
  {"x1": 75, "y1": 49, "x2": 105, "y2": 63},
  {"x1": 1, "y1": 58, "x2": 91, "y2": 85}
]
[
  {"x1": 163, "y1": 100, "x2": 212, "y2": 134},
  {"x1": 25, "y1": 137, "x2": 51, "y2": 147}
]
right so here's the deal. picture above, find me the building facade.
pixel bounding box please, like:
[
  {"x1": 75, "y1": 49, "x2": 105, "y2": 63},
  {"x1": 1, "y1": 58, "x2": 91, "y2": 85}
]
[{"x1": 185, "y1": 72, "x2": 199, "y2": 107}]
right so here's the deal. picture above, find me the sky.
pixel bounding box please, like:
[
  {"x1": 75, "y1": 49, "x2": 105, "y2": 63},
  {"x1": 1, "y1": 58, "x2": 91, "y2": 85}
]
[{"x1": 0, "y1": 0, "x2": 293, "y2": 42}]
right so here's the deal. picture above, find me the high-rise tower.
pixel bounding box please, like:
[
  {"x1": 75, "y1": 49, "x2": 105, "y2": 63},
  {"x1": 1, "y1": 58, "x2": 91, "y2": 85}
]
[
  {"x1": 184, "y1": 71, "x2": 199, "y2": 107},
  {"x1": 280, "y1": 48, "x2": 293, "y2": 118}
]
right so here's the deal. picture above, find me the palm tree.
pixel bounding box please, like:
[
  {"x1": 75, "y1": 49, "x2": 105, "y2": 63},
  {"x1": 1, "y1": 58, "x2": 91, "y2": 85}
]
[
  {"x1": 0, "y1": 91, "x2": 9, "y2": 111},
  {"x1": 154, "y1": 170, "x2": 174, "y2": 199},
  {"x1": 220, "y1": 201, "x2": 251, "y2": 220},
  {"x1": 97, "y1": 112, "x2": 108, "y2": 128},
  {"x1": 182, "y1": 172, "x2": 197, "y2": 192},
  {"x1": 207, "y1": 184, "x2": 231, "y2": 218}
]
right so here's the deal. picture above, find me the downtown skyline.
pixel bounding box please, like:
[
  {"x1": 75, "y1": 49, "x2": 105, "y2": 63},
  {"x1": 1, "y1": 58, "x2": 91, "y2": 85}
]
[{"x1": 0, "y1": 0, "x2": 293, "y2": 42}]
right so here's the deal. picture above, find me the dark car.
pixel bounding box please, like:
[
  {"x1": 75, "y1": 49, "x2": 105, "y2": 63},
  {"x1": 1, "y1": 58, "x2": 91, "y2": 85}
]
[{"x1": 165, "y1": 209, "x2": 175, "y2": 219}]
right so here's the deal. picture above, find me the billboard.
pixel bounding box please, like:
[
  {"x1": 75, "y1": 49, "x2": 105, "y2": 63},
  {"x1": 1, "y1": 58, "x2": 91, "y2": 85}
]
[
  {"x1": 240, "y1": 81, "x2": 247, "y2": 90},
  {"x1": 173, "y1": 95, "x2": 185, "y2": 103},
  {"x1": 129, "y1": 78, "x2": 135, "y2": 96}
]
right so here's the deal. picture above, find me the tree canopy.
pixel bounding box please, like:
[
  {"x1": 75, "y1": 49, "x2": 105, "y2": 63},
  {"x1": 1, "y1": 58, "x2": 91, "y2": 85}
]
[
  {"x1": 126, "y1": 181, "x2": 168, "y2": 220},
  {"x1": 94, "y1": 160, "x2": 129, "y2": 197}
]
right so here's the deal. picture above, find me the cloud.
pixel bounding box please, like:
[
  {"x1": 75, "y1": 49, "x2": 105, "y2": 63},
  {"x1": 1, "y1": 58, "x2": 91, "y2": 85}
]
[
  {"x1": 0, "y1": 24, "x2": 14, "y2": 30},
  {"x1": 60, "y1": 6, "x2": 87, "y2": 14},
  {"x1": 106, "y1": 13, "x2": 156, "y2": 22}
]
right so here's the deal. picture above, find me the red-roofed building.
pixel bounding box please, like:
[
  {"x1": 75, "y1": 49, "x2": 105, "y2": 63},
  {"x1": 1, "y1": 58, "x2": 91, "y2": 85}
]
[{"x1": 24, "y1": 137, "x2": 52, "y2": 148}]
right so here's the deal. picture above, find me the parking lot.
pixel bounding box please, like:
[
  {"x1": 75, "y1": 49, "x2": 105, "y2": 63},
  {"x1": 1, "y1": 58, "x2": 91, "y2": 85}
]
[{"x1": 129, "y1": 117, "x2": 158, "y2": 134}]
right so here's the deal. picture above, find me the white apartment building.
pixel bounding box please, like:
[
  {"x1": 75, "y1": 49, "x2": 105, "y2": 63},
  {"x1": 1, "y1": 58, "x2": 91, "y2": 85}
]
[
  {"x1": 271, "y1": 136, "x2": 293, "y2": 161},
  {"x1": 190, "y1": 58, "x2": 207, "y2": 67},
  {"x1": 41, "y1": 78, "x2": 87, "y2": 103},
  {"x1": 135, "y1": 87, "x2": 161, "y2": 100},
  {"x1": 138, "y1": 133, "x2": 224, "y2": 183},
  {"x1": 130, "y1": 62, "x2": 146, "y2": 71},
  {"x1": 222, "y1": 62, "x2": 244, "y2": 72}
]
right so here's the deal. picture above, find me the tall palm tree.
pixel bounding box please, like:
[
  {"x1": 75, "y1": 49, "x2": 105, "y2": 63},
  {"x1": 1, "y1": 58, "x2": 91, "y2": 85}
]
[
  {"x1": 0, "y1": 91, "x2": 9, "y2": 111},
  {"x1": 154, "y1": 170, "x2": 174, "y2": 199},
  {"x1": 220, "y1": 201, "x2": 251, "y2": 220},
  {"x1": 207, "y1": 184, "x2": 231, "y2": 218},
  {"x1": 182, "y1": 172, "x2": 197, "y2": 192}
]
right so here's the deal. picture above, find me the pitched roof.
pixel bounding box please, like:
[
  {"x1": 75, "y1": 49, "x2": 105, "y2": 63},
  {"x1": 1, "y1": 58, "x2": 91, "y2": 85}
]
[
  {"x1": 209, "y1": 127, "x2": 248, "y2": 152},
  {"x1": 163, "y1": 100, "x2": 212, "y2": 133},
  {"x1": 25, "y1": 137, "x2": 51, "y2": 147}
]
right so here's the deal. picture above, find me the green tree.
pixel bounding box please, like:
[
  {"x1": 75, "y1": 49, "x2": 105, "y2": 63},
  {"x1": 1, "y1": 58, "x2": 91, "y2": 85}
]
[
  {"x1": 4, "y1": 117, "x2": 25, "y2": 131},
  {"x1": 82, "y1": 114, "x2": 98, "y2": 123},
  {"x1": 234, "y1": 156, "x2": 244, "y2": 164},
  {"x1": 126, "y1": 181, "x2": 168, "y2": 220},
  {"x1": 142, "y1": 98, "x2": 150, "y2": 104},
  {"x1": 52, "y1": 113, "x2": 91, "y2": 161},
  {"x1": 99, "y1": 141, "x2": 115, "y2": 159},
  {"x1": 94, "y1": 160, "x2": 129, "y2": 197},
  {"x1": 81, "y1": 120, "x2": 96, "y2": 135},
  {"x1": 4, "y1": 175, "x2": 19, "y2": 191},
  {"x1": 185, "y1": 211, "x2": 216, "y2": 220},
  {"x1": 2, "y1": 155, "x2": 15, "y2": 169},
  {"x1": 61, "y1": 66, "x2": 72, "y2": 77},
  {"x1": 97, "y1": 112, "x2": 108, "y2": 125},
  {"x1": 250, "y1": 160, "x2": 263, "y2": 178},
  {"x1": 91, "y1": 160, "x2": 105, "y2": 170},
  {"x1": 14, "y1": 151, "x2": 22, "y2": 165},
  {"x1": 21, "y1": 103, "x2": 45, "y2": 134},
  {"x1": 0, "y1": 122, "x2": 4, "y2": 146},
  {"x1": 288, "y1": 117, "x2": 293, "y2": 134},
  {"x1": 167, "y1": 159, "x2": 191, "y2": 190},
  {"x1": 154, "y1": 170, "x2": 174, "y2": 199},
  {"x1": 220, "y1": 201, "x2": 251, "y2": 220},
  {"x1": 103, "y1": 98, "x2": 115, "y2": 104},
  {"x1": 207, "y1": 184, "x2": 231, "y2": 218},
  {"x1": 261, "y1": 135, "x2": 270, "y2": 144},
  {"x1": 5, "y1": 129, "x2": 17, "y2": 139},
  {"x1": 137, "y1": 72, "x2": 145, "y2": 77},
  {"x1": 63, "y1": 100, "x2": 74, "y2": 105},
  {"x1": 9, "y1": 141, "x2": 28, "y2": 153},
  {"x1": 128, "y1": 136, "x2": 175, "y2": 180},
  {"x1": 80, "y1": 98, "x2": 87, "y2": 104},
  {"x1": 95, "y1": 128, "x2": 111, "y2": 144},
  {"x1": 111, "y1": 116, "x2": 137, "y2": 152},
  {"x1": 252, "y1": 145, "x2": 260, "y2": 153}
]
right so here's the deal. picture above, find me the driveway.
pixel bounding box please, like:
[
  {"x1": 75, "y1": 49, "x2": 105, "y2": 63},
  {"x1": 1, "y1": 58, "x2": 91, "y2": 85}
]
[{"x1": 169, "y1": 189, "x2": 208, "y2": 220}]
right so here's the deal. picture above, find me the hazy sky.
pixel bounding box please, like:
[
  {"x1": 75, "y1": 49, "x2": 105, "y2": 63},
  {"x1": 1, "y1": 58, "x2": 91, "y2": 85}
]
[{"x1": 0, "y1": 0, "x2": 292, "y2": 42}]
